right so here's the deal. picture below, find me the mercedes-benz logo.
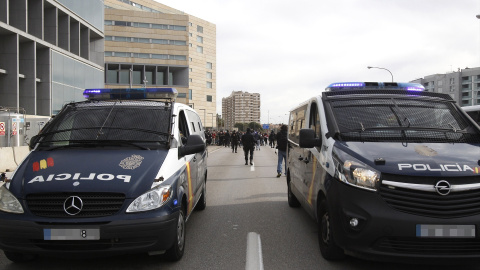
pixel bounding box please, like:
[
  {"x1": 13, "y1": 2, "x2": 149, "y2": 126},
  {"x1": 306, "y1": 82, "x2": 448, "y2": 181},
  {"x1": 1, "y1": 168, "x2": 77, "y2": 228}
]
[
  {"x1": 434, "y1": 180, "x2": 451, "y2": 196},
  {"x1": 63, "y1": 196, "x2": 83, "y2": 215}
]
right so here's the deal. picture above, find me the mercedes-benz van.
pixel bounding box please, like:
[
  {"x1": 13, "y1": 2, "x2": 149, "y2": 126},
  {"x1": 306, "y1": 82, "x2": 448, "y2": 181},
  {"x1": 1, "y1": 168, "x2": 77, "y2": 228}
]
[{"x1": 0, "y1": 88, "x2": 207, "y2": 262}]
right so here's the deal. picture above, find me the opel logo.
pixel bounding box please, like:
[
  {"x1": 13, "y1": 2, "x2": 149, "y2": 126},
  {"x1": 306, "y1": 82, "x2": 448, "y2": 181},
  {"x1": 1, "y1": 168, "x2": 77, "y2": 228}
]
[
  {"x1": 63, "y1": 196, "x2": 83, "y2": 215},
  {"x1": 434, "y1": 180, "x2": 451, "y2": 196}
]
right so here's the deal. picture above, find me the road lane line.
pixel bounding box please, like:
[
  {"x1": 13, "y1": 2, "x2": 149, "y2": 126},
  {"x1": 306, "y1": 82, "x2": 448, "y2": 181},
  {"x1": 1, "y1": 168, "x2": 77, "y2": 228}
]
[{"x1": 245, "y1": 232, "x2": 264, "y2": 270}]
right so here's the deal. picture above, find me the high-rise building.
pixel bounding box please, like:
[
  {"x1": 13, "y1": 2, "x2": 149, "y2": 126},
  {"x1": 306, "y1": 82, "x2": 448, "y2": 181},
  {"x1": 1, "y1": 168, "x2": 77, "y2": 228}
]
[
  {"x1": 222, "y1": 91, "x2": 261, "y2": 131},
  {"x1": 0, "y1": 0, "x2": 105, "y2": 116},
  {"x1": 410, "y1": 67, "x2": 480, "y2": 107},
  {"x1": 104, "y1": 0, "x2": 216, "y2": 128}
]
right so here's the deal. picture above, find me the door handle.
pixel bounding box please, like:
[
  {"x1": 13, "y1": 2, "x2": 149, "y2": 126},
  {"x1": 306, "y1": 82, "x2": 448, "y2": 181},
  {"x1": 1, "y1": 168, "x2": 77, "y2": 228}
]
[{"x1": 193, "y1": 156, "x2": 197, "y2": 162}]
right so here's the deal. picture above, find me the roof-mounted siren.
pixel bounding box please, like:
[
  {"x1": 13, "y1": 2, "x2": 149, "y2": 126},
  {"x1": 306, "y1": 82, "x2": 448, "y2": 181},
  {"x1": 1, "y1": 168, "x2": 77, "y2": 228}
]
[
  {"x1": 83, "y1": 88, "x2": 178, "y2": 101},
  {"x1": 325, "y1": 82, "x2": 425, "y2": 92}
]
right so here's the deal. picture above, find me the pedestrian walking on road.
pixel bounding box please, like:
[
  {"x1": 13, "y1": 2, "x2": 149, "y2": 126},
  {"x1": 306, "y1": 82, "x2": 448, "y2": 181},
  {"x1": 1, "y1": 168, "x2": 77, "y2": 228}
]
[
  {"x1": 276, "y1": 125, "x2": 288, "y2": 177},
  {"x1": 241, "y1": 128, "x2": 255, "y2": 165},
  {"x1": 231, "y1": 130, "x2": 239, "y2": 153}
]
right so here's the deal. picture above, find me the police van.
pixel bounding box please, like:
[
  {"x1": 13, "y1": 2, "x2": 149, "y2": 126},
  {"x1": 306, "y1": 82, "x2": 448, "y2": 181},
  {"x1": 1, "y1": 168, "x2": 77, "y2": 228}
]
[
  {"x1": 463, "y1": 105, "x2": 480, "y2": 125},
  {"x1": 0, "y1": 88, "x2": 207, "y2": 262},
  {"x1": 286, "y1": 82, "x2": 480, "y2": 263}
]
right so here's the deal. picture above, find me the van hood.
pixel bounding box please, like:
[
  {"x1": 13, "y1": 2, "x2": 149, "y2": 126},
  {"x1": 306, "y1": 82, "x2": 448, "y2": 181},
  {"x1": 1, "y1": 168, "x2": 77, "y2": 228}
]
[
  {"x1": 335, "y1": 141, "x2": 480, "y2": 177},
  {"x1": 9, "y1": 149, "x2": 169, "y2": 198}
]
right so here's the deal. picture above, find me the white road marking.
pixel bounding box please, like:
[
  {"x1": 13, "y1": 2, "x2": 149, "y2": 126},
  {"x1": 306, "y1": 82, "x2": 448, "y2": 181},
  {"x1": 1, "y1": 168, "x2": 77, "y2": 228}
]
[
  {"x1": 250, "y1": 163, "x2": 255, "y2": 171},
  {"x1": 245, "y1": 232, "x2": 264, "y2": 270}
]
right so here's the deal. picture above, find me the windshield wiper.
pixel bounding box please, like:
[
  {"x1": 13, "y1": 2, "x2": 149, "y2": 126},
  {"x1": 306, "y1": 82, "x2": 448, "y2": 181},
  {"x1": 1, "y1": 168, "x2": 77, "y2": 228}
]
[{"x1": 42, "y1": 140, "x2": 151, "y2": 151}]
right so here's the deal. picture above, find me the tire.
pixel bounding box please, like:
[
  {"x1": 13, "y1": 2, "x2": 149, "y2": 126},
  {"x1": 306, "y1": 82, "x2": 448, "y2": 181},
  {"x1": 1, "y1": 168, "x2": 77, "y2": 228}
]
[
  {"x1": 196, "y1": 182, "x2": 206, "y2": 211},
  {"x1": 165, "y1": 208, "x2": 186, "y2": 261},
  {"x1": 318, "y1": 200, "x2": 345, "y2": 260},
  {"x1": 4, "y1": 251, "x2": 37, "y2": 263},
  {"x1": 287, "y1": 178, "x2": 300, "y2": 208}
]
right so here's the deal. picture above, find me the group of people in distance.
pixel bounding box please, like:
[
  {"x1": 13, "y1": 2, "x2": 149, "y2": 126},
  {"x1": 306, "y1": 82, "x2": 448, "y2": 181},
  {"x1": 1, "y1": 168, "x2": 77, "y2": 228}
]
[{"x1": 205, "y1": 125, "x2": 288, "y2": 177}]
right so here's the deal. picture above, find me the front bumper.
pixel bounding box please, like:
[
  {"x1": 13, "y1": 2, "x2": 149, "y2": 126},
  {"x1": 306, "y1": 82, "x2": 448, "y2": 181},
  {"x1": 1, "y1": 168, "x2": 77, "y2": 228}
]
[
  {"x1": 327, "y1": 179, "x2": 480, "y2": 263},
  {"x1": 0, "y1": 212, "x2": 178, "y2": 257}
]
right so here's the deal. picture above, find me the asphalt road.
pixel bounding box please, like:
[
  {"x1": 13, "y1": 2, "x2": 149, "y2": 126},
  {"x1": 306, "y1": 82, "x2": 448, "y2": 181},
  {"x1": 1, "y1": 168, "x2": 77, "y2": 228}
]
[{"x1": 2, "y1": 145, "x2": 480, "y2": 269}]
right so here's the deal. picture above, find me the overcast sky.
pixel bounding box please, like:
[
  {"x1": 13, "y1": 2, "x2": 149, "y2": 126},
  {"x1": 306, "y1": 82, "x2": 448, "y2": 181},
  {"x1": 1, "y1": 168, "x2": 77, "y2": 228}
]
[{"x1": 159, "y1": 0, "x2": 480, "y2": 124}]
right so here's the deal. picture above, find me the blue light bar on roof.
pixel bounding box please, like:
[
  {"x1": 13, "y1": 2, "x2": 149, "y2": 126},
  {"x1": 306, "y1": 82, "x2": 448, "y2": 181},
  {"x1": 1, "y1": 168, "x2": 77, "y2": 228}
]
[
  {"x1": 83, "y1": 88, "x2": 178, "y2": 100},
  {"x1": 326, "y1": 82, "x2": 425, "y2": 92}
]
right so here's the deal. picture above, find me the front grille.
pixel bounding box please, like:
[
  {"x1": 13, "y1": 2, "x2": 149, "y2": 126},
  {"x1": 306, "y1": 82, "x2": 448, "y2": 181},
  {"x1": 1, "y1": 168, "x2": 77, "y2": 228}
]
[
  {"x1": 26, "y1": 193, "x2": 125, "y2": 218},
  {"x1": 379, "y1": 176, "x2": 480, "y2": 218},
  {"x1": 375, "y1": 237, "x2": 480, "y2": 255}
]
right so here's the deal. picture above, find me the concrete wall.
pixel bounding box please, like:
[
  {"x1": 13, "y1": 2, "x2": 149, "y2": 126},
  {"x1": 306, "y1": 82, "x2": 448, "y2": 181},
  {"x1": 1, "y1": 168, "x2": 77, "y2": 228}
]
[{"x1": 0, "y1": 146, "x2": 30, "y2": 172}]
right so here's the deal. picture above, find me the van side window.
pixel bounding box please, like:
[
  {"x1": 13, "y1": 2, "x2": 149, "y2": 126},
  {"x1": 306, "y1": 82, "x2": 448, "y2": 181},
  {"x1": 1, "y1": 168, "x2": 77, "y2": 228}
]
[
  {"x1": 309, "y1": 102, "x2": 322, "y2": 139},
  {"x1": 191, "y1": 122, "x2": 196, "y2": 132},
  {"x1": 289, "y1": 104, "x2": 307, "y2": 144},
  {"x1": 178, "y1": 110, "x2": 190, "y2": 144}
]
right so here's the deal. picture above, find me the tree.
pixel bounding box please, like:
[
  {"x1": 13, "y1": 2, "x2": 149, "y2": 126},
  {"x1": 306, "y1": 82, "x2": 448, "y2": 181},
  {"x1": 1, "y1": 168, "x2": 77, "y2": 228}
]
[
  {"x1": 234, "y1": 122, "x2": 245, "y2": 131},
  {"x1": 248, "y1": 122, "x2": 263, "y2": 132}
]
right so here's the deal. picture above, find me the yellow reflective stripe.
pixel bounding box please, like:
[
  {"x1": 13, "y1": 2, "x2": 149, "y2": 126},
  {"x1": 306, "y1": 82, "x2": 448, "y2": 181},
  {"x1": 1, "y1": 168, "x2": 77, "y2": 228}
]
[{"x1": 186, "y1": 162, "x2": 194, "y2": 214}]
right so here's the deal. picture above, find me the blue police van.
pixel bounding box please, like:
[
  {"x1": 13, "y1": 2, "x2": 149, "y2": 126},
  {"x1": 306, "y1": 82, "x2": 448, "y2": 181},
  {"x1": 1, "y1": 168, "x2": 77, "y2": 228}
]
[
  {"x1": 287, "y1": 82, "x2": 480, "y2": 263},
  {"x1": 0, "y1": 88, "x2": 207, "y2": 262}
]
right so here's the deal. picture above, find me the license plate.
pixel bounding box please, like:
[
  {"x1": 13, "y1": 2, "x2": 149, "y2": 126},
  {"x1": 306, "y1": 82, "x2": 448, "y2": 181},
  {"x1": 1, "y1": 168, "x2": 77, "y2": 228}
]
[
  {"x1": 44, "y1": 229, "x2": 100, "y2": 240},
  {"x1": 416, "y1": 225, "x2": 475, "y2": 238}
]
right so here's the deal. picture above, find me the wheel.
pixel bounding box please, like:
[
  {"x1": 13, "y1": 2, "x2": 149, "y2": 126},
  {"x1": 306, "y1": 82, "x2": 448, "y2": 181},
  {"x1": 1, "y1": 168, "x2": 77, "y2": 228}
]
[
  {"x1": 4, "y1": 251, "x2": 37, "y2": 263},
  {"x1": 165, "y1": 208, "x2": 186, "y2": 261},
  {"x1": 287, "y1": 178, "x2": 300, "y2": 207},
  {"x1": 318, "y1": 200, "x2": 345, "y2": 260},
  {"x1": 196, "y1": 182, "x2": 206, "y2": 211}
]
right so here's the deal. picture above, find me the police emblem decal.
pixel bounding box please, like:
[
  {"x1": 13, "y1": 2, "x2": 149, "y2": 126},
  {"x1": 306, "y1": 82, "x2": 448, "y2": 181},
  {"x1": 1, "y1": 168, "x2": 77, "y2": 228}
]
[{"x1": 119, "y1": 155, "x2": 144, "y2": 170}]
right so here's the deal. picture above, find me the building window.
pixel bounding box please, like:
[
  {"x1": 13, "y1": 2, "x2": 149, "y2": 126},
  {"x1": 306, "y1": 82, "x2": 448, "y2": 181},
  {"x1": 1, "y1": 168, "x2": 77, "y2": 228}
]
[
  {"x1": 207, "y1": 95, "x2": 212, "y2": 102},
  {"x1": 190, "y1": 68, "x2": 193, "y2": 72},
  {"x1": 197, "y1": 35, "x2": 203, "y2": 43},
  {"x1": 190, "y1": 78, "x2": 193, "y2": 82},
  {"x1": 189, "y1": 33, "x2": 192, "y2": 37},
  {"x1": 197, "y1": 25, "x2": 203, "y2": 33},
  {"x1": 197, "y1": 46, "x2": 203, "y2": 53},
  {"x1": 189, "y1": 89, "x2": 193, "y2": 100},
  {"x1": 207, "y1": 82, "x2": 212, "y2": 88},
  {"x1": 206, "y1": 72, "x2": 212, "y2": 79},
  {"x1": 178, "y1": 93, "x2": 187, "y2": 98},
  {"x1": 206, "y1": 62, "x2": 212, "y2": 69},
  {"x1": 189, "y1": 57, "x2": 193, "y2": 62},
  {"x1": 189, "y1": 22, "x2": 193, "y2": 26}
]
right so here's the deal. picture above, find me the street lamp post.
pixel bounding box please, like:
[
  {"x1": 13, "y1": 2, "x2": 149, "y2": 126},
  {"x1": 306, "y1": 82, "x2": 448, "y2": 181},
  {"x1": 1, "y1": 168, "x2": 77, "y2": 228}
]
[{"x1": 367, "y1": 66, "x2": 394, "y2": 82}]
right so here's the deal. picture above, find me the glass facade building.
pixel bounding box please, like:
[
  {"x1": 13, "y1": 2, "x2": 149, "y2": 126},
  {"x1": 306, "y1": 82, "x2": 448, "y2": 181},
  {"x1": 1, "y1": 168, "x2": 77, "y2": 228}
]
[{"x1": 0, "y1": 0, "x2": 105, "y2": 116}]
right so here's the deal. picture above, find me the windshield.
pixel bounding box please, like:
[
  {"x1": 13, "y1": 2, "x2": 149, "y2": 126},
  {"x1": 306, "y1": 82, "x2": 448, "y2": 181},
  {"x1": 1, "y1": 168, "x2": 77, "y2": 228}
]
[
  {"x1": 329, "y1": 97, "x2": 480, "y2": 143},
  {"x1": 34, "y1": 100, "x2": 172, "y2": 150}
]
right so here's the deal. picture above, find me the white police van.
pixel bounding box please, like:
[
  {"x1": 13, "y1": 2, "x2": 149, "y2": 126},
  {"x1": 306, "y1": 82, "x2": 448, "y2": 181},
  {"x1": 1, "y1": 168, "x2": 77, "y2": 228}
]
[
  {"x1": 0, "y1": 88, "x2": 207, "y2": 262},
  {"x1": 287, "y1": 82, "x2": 480, "y2": 263}
]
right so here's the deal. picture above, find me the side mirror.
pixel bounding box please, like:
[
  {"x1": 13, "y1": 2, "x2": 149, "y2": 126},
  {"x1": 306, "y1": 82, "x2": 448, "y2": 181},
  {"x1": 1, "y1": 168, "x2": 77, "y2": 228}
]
[
  {"x1": 299, "y1": 128, "x2": 321, "y2": 148},
  {"x1": 178, "y1": 134, "x2": 206, "y2": 158}
]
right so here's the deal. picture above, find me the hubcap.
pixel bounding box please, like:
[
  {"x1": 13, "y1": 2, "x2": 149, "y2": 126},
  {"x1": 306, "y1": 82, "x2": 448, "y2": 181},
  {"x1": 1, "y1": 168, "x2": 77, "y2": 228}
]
[
  {"x1": 177, "y1": 211, "x2": 185, "y2": 250},
  {"x1": 321, "y1": 212, "x2": 330, "y2": 244}
]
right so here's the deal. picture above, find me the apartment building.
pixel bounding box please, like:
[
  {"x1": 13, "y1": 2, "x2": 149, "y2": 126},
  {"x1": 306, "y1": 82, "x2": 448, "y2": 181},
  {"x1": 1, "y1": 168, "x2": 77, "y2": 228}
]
[
  {"x1": 0, "y1": 0, "x2": 105, "y2": 116},
  {"x1": 411, "y1": 67, "x2": 480, "y2": 107},
  {"x1": 222, "y1": 91, "x2": 261, "y2": 131},
  {"x1": 104, "y1": 0, "x2": 216, "y2": 128}
]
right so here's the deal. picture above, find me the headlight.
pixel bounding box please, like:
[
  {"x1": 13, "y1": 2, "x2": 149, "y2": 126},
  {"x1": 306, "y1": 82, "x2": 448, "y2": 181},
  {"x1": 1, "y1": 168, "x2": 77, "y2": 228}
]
[
  {"x1": 0, "y1": 186, "x2": 24, "y2": 213},
  {"x1": 127, "y1": 185, "x2": 173, "y2": 213},
  {"x1": 334, "y1": 152, "x2": 380, "y2": 191}
]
